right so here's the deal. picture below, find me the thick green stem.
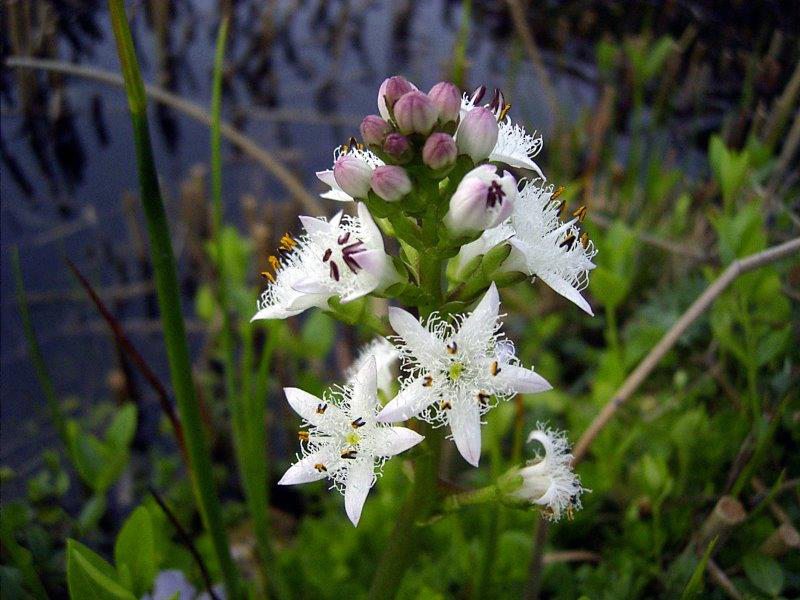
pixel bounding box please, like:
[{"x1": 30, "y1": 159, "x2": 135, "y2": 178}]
[{"x1": 108, "y1": 2, "x2": 241, "y2": 596}]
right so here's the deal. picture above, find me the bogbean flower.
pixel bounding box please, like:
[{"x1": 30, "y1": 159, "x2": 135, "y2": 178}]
[
  {"x1": 278, "y1": 358, "x2": 424, "y2": 526},
  {"x1": 513, "y1": 426, "x2": 584, "y2": 521},
  {"x1": 371, "y1": 165, "x2": 412, "y2": 202},
  {"x1": 316, "y1": 145, "x2": 384, "y2": 202},
  {"x1": 360, "y1": 115, "x2": 392, "y2": 147},
  {"x1": 377, "y1": 284, "x2": 551, "y2": 466},
  {"x1": 455, "y1": 106, "x2": 499, "y2": 162},
  {"x1": 503, "y1": 181, "x2": 597, "y2": 315},
  {"x1": 460, "y1": 88, "x2": 545, "y2": 178},
  {"x1": 252, "y1": 204, "x2": 398, "y2": 320},
  {"x1": 393, "y1": 90, "x2": 438, "y2": 135},
  {"x1": 428, "y1": 81, "x2": 462, "y2": 123},
  {"x1": 443, "y1": 164, "x2": 518, "y2": 234},
  {"x1": 377, "y1": 75, "x2": 418, "y2": 121},
  {"x1": 422, "y1": 133, "x2": 458, "y2": 171},
  {"x1": 346, "y1": 337, "x2": 401, "y2": 399}
]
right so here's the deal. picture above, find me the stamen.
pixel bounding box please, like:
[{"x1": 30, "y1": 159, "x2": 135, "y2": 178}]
[
  {"x1": 337, "y1": 232, "x2": 351, "y2": 245},
  {"x1": 580, "y1": 232, "x2": 590, "y2": 249},
  {"x1": 314, "y1": 463, "x2": 327, "y2": 472},
  {"x1": 498, "y1": 103, "x2": 512, "y2": 121},
  {"x1": 551, "y1": 186, "x2": 565, "y2": 200},
  {"x1": 572, "y1": 205, "x2": 587, "y2": 222},
  {"x1": 559, "y1": 233, "x2": 576, "y2": 250},
  {"x1": 341, "y1": 450, "x2": 358, "y2": 459},
  {"x1": 268, "y1": 255, "x2": 280, "y2": 271},
  {"x1": 322, "y1": 248, "x2": 332, "y2": 262},
  {"x1": 470, "y1": 85, "x2": 486, "y2": 105},
  {"x1": 422, "y1": 375, "x2": 433, "y2": 387},
  {"x1": 260, "y1": 271, "x2": 275, "y2": 283},
  {"x1": 298, "y1": 431, "x2": 309, "y2": 441},
  {"x1": 446, "y1": 341, "x2": 458, "y2": 354},
  {"x1": 486, "y1": 181, "x2": 506, "y2": 207},
  {"x1": 488, "y1": 88, "x2": 502, "y2": 111},
  {"x1": 342, "y1": 253, "x2": 362, "y2": 274},
  {"x1": 351, "y1": 417, "x2": 366, "y2": 428},
  {"x1": 490, "y1": 361, "x2": 502, "y2": 376},
  {"x1": 316, "y1": 403, "x2": 328, "y2": 414},
  {"x1": 440, "y1": 400, "x2": 452, "y2": 410},
  {"x1": 477, "y1": 392, "x2": 490, "y2": 405},
  {"x1": 329, "y1": 261, "x2": 340, "y2": 281},
  {"x1": 279, "y1": 233, "x2": 296, "y2": 250}
]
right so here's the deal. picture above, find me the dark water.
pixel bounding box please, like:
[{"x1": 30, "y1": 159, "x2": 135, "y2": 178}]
[{"x1": 1, "y1": 0, "x2": 794, "y2": 481}]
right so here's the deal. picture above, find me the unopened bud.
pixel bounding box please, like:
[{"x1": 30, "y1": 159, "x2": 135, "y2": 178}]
[
  {"x1": 428, "y1": 82, "x2": 461, "y2": 123},
  {"x1": 378, "y1": 75, "x2": 417, "y2": 120},
  {"x1": 444, "y1": 164, "x2": 516, "y2": 233},
  {"x1": 360, "y1": 115, "x2": 391, "y2": 146},
  {"x1": 382, "y1": 133, "x2": 413, "y2": 163},
  {"x1": 393, "y1": 91, "x2": 438, "y2": 135},
  {"x1": 370, "y1": 166, "x2": 412, "y2": 202},
  {"x1": 456, "y1": 107, "x2": 499, "y2": 161},
  {"x1": 422, "y1": 133, "x2": 457, "y2": 170},
  {"x1": 333, "y1": 154, "x2": 372, "y2": 198}
]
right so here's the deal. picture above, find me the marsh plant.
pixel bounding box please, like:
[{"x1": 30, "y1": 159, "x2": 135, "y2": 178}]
[{"x1": 253, "y1": 76, "x2": 590, "y2": 537}]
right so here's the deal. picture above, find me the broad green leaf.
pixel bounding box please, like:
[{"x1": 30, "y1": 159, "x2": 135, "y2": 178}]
[
  {"x1": 743, "y1": 552, "x2": 783, "y2": 597},
  {"x1": 67, "y1": 539, "x2": 136, "y2": 600},
  {"x1": 114, "y1": 506, "x2": 158, "y2": 597},
  {"x1": 66, "y1": 421, "x2": 107, "y2": 490},
  {"x1": 106, "y1": 404, "x2": 138, "y2": 449}
]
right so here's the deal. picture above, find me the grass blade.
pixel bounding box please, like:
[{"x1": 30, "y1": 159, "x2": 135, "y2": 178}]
[
  {"x1": 11, "y1": 247, "x2": 68, "y2": 448},
  {"x1": 107, "y1": 2, "x2": 241, "y2": 596},
  {"x1": 681, "y1": 537, "x2": 718, "y2": 599}
]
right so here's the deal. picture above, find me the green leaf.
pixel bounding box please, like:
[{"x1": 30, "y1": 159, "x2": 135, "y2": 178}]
[
  {"x1": 106, "y1": 404, "x2": 138, "y2": 449},
  {"x1": 301, "y1": 310, "x2": 336, "y2": 359},
  {"x1": 680, "y1": 537, "x2": 717, "y2": 599},
  {"x1": 743, "y1": 552, "x2": 783, "y2": 596},
  {"x1": 195, "y1": 284, "x2": 217, "y2": 322},
  {"x1": 643, "y1": 36, "x2": 676, "y2": 81},
  {"x1": 66, "y1": 421, "x2": 107, "y2": 490},
  {"x1": 114, "y1": 506, "x2": 158, "y2": 597},
  {"x1": 67, "y1": 539, "x2": 136, "y2": 600}
]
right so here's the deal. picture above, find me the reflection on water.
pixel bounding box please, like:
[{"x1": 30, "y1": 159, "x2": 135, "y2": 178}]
[{"x1": 1, "y1": 0, "x2": 797, "y2": 476}]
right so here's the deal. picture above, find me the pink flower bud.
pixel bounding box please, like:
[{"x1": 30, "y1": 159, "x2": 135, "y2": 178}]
[
  {"x1": 370, "y1": 166, "x2": 412, "y2": 202},
  {"x1": 456, "y1": 107, "x2": 499, "y2": 161},
  {"x1": 382, "y1": 133, "x2": 412, "y2": 163},
  {"x1": 377, "y1": 75, "x2": 417, "y2": 120},
  {"x1": 422, "y1": 133, "x2": 457, "y2": 170},
  {"x1": 428, "y1": 82, "x2": 461, "y2": 123},
  {"x1": 444, "y1": 165, "x2": 517, "y2": 233},
  {"x1": 333, "y1": 154, "x2": 373, "y2": 198},
  {"x1": 360, "y1": 115, "x2": 391, "y2": 146},
  {"x1": 393, "y1": 91, "x2": 438, "y2": 135}
]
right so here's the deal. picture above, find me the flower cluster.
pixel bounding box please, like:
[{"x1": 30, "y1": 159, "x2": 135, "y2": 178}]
[{"x1": 254, "y1": 75, "x2": 592, "y2": 524}]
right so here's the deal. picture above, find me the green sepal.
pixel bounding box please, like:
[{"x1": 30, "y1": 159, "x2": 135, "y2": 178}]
[
  {"x1": 480, "y1": 242, "x2": 512, "y2": 275},
  {"x1": 492, "y1": 271, "x2": 528, "y2": 288}
]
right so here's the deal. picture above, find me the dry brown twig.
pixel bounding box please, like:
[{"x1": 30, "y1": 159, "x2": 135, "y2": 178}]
[{"x1": 572, "y1": 237, "x2": 800, "y2": 465}]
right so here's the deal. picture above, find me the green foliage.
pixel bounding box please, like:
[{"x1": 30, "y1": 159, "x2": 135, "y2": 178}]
[
  {"x1": 742, "y1": 553, "x2": 784, "y2": 597},
  {"x1": 114, "y1": 507, "x2": 158, "y2": 596},
  {"x1": 66, "y1": 540, "x2": 136, "y2": 600},
  {"x1": 708, "y1": 135, "x2": 751, "y2": 209}
]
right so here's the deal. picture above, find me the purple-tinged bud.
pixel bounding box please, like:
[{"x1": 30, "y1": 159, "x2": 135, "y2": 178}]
[
  {"x1": 333, "y1": 154, "x2": 373, "y2": 198},
  {"x1": 456, "y1": 107, "x2": 499, "y2": 161},
  {"x1": 382, "y1": 133, "x2": 413, "y2": 163},
  {"x1": 428, "y1": 82, "x2": 462, "y2": 123},
  {"x1": 393, "y1": 91, "x2": 438, "y2": 135},
  {"x1": 360, "y1": 115, "x2": 391, "y2": 146},
  {"x1": 378, "y1": 76, "x2": 417, "y2": 120},
  {"x1": 370, "y1": 165, "x2": 412, "y2": 202},
  {"x1": 444, "y1": 164, "x2": 517, "y2": 233},
  {"x1": 422, "y1": 133, "x2": 457, "y2": 170}
]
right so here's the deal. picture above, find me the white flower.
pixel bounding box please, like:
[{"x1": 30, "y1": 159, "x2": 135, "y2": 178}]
[
  {"x1": 514, "y1": 426, "x2": 584, "y2": 521},
  {"x1": 460, "y1": 94, "x2": 544, "y2": 178},
  {"x1": 252, "y1": 204, "x2": 398, "y2": 320},
  {"x1": 278, "y1": 358, "x2": 424, "y2": 526},
  {"x1": 347, "y1": 337, "x2": 400, "y2": 399},
  {"x1": 377, "y1": 283, "x2": 551, "y2": 466},
  {"x1": 316, "y1": 145, "x2": 384, "y2": 202},
  {"x1": 443, "y1": 164, "x2": 517, "y2": 234},
  {"x1": 502, "y1": 180, "x2": 597, "y2": 315}
]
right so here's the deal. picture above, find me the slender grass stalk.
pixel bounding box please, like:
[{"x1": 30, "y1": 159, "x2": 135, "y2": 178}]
[
  {"x1": 107, "y1": 2, "x2": 241, "y2": 596},
  {"x1": 11, "y1": 247, "x2": 68, "y2": 448},
  {"x1": 451, "y1": 0, "x2": 472, "y2": 88}
]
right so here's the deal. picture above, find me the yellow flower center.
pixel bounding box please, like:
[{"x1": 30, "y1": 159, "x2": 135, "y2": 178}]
[
  {"x1": 449, "y1": 361, "x2": 464, "y2": 381},
  {"x1": 345, "y1": 431, "x2": 361, "y2": 447}
]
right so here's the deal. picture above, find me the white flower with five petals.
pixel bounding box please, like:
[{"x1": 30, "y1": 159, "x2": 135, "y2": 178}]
[
  {"x1": 252, "y1": 204, "x2": 398, "y2": 320},
  {"x1": 377, "y1": 283, "x2": 551, "y2": 466},
  {"x1": 514, "y1": 426, "x2": 584, "y2": 521},
  {"x1": 278, "y1": 358, "x2": 424, "y2": 526},
  {"x1": 316, "y1": 145, "x2": 384, "y2": 202}
]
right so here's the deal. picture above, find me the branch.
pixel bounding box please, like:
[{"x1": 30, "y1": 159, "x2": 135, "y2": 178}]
[
  {"x1": 3, "y1": 55, "x2": 321, "y2": 215},
  {"x1": 572, "y1": 237, "x2": 800, "y2": 464}
]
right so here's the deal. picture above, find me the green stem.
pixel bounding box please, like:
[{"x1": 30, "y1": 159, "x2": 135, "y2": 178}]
[
  {"x1": 108, "y1": 3, "x2": 241, "y2": 596},
  {"x1": 11, "y1": 247, "x2": 68, "y2": 448}
]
